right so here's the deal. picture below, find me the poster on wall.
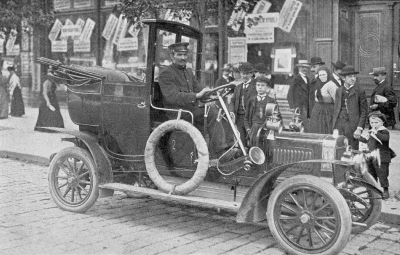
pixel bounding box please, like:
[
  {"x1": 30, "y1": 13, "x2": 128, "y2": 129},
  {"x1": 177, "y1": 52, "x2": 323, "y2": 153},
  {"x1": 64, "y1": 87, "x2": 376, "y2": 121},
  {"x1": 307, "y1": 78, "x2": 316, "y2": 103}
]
[
  {"x1": 227, "y1": 37, "x2": 247, "y2": 65},
  {"x1": 252, "y1": 0, "x2": 272, "y2": 14},
  {"x1": 227, "y1": 0, "x2": 248, "y2": 32},
  {"x1": 74, "y1": 40, "x2": 91, "y2": 52},
  {"x1": 102, "y1": 14, "x2": 118, "y2": 41},
  {"x1": 7, "y1": 44, "x2": 20, "y2": 56},
  {"x1": 74, "y1": 0, "x2": 93, "y2": 8},
  {"x1": 51, "y1": 40, "x2": 68, "y2": 53},
  {"x1": 271, "y1": 46, "x2": 296, "y2": 74},
  {"x1": 246, "y1": 28, "x2": 274, "y2": 44},
  {"x1": 244, "y1": 13, "x2": 279, "y2": 31},
  {"x1": 54, "y1": 0, "x2": 71, "y2": 10},
  {"x1": 112, "y1": 14, "x2": 127, "y2": 45},
  {"x1": 74, "y1": 18, "x2": 86, "y2": 40},
  {"x1": 6, "y1": 30, "x2": 17, "y2": 52},
  {"x1": 48, "y1": 19, "x2": 63, "y2": 41},
  {"x1": 80, "y1": 18, "x2": 96, "y2": 42},
  {"x1": 118, "y1": 37, "x2": 138, "y2": 51},
  {"x1": 278, "y1": 0, "x2": 303, "y2": 33}
]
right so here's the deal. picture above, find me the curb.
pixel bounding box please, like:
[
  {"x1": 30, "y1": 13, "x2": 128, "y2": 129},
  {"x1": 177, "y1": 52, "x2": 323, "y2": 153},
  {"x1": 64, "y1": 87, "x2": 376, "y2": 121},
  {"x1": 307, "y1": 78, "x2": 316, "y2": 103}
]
[{"x1": 0, "y1": 151, "x2": 50, "y2": 166}]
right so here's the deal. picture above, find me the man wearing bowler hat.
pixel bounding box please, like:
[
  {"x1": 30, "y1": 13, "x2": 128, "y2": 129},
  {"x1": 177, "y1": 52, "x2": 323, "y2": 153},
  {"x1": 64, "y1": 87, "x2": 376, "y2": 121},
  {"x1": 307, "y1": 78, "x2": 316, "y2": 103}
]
[
  {"x1": 309, "y1": 57, "x2": 325, "y2": 116},
  {"x1": 229, "y1": 62, "x2": 257, "y2": 147},
  {"x1": 332, "y1": 66, "x2": 368, "y2": 149},
  {"x1": 331, "y1": 60, "x2": 346, "y2": 87},
  {"x1": 158, "y1": 42, "x2": 238, "y2": 161},
  {"x1": 287, "y1": 59, "x2": 310, "y2": 123},
  {"x1": 369, "y1": 67, "x2": 397, "y2": 128}
]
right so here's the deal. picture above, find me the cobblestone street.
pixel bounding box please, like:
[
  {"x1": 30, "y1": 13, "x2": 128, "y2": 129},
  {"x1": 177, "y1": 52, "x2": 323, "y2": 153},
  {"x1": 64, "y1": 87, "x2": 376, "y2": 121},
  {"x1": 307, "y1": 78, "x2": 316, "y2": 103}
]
[{"x1": 1, "y1": 157, "x2": 400, "y2": 255}]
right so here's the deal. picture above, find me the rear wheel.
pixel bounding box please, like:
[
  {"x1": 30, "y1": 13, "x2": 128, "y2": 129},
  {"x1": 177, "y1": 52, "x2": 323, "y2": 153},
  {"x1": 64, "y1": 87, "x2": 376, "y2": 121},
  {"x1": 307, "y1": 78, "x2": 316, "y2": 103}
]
[
  {"x1": 267, "y1": 175, "x2": 352, "y2": 255},
  {"x1": 48, "y1": 147, "x2": 99, "y2": 212}
]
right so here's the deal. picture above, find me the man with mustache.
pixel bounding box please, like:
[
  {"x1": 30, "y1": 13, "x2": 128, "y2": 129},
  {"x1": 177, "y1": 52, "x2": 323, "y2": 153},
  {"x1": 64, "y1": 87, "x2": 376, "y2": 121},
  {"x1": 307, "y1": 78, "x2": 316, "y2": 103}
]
[{"x1": 158, "y1": 42, "x2": 238, "y2": 161}]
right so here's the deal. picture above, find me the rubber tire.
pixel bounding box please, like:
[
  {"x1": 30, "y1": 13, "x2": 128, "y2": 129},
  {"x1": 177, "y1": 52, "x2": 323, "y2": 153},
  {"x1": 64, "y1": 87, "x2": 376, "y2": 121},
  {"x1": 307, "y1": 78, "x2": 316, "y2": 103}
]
[
  {"x1": 348, "y1": 186, "x2": 382, "y2": 234},
  {"x1": 145, "y1": 120, "x2": 209, "y2": 195},
  {"x1": 266, "y1": 175, "x2": 352, "y2": 255},
  {"x1": 48, "y1": 147, "x2": 99, "y2": 213}
]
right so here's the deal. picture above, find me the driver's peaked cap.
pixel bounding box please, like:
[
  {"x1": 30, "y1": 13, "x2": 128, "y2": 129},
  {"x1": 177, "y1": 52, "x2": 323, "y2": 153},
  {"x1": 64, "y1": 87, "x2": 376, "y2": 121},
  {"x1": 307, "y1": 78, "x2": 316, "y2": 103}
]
[{"x1": 168, "y1": 42, "x2": 189, "y2": 53}]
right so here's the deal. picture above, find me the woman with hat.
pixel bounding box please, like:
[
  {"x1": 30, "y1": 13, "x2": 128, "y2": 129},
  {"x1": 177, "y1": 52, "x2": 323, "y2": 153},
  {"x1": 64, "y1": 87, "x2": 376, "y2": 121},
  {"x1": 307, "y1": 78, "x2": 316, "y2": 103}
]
[
  {"x1": 332, "y1": 66, "x2": 368, "y2": 150},
  {"x1": 8, "y1": 65, "x2": 25, "y2": 117},
  {"x1": 358, "y1": 111, "x2": 394, "y2": 199},
  {"x1": 309, "y1": 66, "x2": 338, "y2": 134}
]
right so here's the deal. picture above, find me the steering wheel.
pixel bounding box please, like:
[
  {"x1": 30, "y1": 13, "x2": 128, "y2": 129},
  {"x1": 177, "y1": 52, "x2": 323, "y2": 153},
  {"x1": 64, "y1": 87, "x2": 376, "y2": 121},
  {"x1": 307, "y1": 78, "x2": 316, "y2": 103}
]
[{"x1": 200, "y1": 83, "x2": 237, "y2": 103}]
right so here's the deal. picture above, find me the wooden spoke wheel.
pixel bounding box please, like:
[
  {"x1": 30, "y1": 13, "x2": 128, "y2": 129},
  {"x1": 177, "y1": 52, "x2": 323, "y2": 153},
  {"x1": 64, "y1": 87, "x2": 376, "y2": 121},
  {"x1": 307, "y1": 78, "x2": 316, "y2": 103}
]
[
  {"x1": 48, "y1": 147, "x2": 99, "y2": 213},
  {"x1": 267, "y1": 175, "x2": 352, "y2": 255}
]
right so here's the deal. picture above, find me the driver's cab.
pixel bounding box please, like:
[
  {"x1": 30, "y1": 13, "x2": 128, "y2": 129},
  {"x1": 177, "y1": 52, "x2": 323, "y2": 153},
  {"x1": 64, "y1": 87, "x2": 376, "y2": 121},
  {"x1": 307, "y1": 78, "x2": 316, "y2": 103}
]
[{"x1": 143, "y1": 19, "x2": 202, "y2": 127}]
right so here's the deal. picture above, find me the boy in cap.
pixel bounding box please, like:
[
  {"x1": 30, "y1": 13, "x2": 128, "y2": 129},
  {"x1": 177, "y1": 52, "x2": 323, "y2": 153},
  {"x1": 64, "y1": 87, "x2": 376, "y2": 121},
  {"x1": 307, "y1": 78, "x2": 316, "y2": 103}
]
[
  {"x1": 229, "y1": 62, "x2": 257, "y2": 147},
  {"x1": 358, "y1": 111, "x2": 394, "y2": 199},
  {"x1": 158, "y1": 42, "x2": 238, "y2": 162},
  {"x1": 244, "y1": 76, "x2": 275, "y2": 146},
  {"x1": 369, "y1": 67, "x2": 397, "y2": 128}
]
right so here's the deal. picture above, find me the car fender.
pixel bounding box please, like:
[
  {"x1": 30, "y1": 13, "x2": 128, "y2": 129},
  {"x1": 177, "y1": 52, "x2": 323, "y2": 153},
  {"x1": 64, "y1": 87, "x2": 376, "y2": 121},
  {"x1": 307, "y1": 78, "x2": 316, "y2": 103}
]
[
  {"x1": 45, "y1": 127, "x2": 112, "y2": 184},
  {"x1": 236, "y1": 159, "x2": 352, "y2": 223}
]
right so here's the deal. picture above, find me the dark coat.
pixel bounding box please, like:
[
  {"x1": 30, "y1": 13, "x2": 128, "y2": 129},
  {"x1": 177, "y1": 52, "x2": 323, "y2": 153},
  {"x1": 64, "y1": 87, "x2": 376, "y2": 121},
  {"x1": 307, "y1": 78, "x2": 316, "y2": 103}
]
[
  {"x1": 333, "y1": 84, "x2": 369, "y2": 131},
  {"x1": 158, "y1": 63, "x2": 204, "y2": 112},
  {"x1": 215, "y1": 75, "x2": 234, "y2": 88},
  {"x1": 370, "y1": 79, "x2": 397, "y2": 127},
  {"x1": 287, "y1": 73, "x2": 309, "y2": 111},
  {"x1": 228, "y1": 79, "x2": 257, "y2": 117},
  {"x1": 358, "y1": 128, "x2": 391, "y2": 163},
  {"x1": 331, "y1": 73, "x2": 343, "y2": 87},
  {"x1": 308, "y1": 75, "x2": 318, "y2": 116},
  {"x1": 244, "y1": 95, "x2": 276, "y2": 131}
]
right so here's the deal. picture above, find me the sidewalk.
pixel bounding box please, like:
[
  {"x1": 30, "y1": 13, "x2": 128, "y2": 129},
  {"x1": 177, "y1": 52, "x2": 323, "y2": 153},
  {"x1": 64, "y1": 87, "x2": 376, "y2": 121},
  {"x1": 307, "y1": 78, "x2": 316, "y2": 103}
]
[{"x1": 1, "y1": 106, "x2": 400, "y2": 224}]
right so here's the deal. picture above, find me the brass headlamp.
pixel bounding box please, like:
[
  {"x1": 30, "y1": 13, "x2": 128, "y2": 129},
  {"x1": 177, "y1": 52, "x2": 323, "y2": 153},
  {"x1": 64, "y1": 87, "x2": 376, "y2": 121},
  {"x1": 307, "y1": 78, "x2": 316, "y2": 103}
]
[{"x1": 289, "y1": 107, "x2": 304, "y2": 132}]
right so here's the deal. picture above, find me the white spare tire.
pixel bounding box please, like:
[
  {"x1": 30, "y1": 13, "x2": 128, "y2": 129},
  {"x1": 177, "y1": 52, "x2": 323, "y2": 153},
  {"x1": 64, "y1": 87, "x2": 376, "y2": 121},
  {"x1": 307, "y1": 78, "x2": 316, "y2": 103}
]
[{"x1": 145, "y1": 120, "x2": 209, "y2": 195}]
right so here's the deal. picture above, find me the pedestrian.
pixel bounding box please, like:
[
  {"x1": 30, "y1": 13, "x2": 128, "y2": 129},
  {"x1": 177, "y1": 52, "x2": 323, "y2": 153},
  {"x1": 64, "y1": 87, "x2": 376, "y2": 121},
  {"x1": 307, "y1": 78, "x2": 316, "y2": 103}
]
[
  {"x1": 254, "y1": 62, "x2": 274, "y2": 90},
  {"x1": 158, "y1": 42, "x2": 238, "y2": 162},
  {"x1": 229, "y1": 62, "x2": 257, "y2": 147},
  {"x1": 287, "y1": 60, "x2": 310, "y2": 123},
  {"x1": 331, "y1": 60, "x2": 346, "y2": 87},
  {"x1": 244, "y1": 76, "x2": 275, "y2": 146},
  {"x1": 332, "y1": 66, "x2": 368, "y2": 150},
  {"x1": 308, "y1": 57, "x2": 325, "y2": 115},
  {"x1": 34, "y1": 68, "x2": 64, "y2": 132},
  {"x1": 0, "y1": 70, "x2": 9, "y2": 119},
  {"x1": 368, "y1": 67, "x2": 397, "y2": 128},
  {"x1": 309, "y1": 66, "x2": 338, "y2": 134},
  {"x1": 8, "y1": 65, "x2": 25, "y2": 117},
  {"x1": 215, "y1": 65, "x2": 234, "y2": 88},
  {"x1": 358, "y1": 111, "x2": 394, "y2": 199}
]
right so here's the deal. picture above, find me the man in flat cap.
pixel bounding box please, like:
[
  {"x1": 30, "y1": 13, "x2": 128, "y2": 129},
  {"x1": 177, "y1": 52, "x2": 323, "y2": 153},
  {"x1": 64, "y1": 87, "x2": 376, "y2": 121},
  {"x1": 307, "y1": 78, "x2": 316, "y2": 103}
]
[
  {"x1": 331, "y1": 60, "x2": 346, "y2": 87},
  {"x1": 287, "y1": 60, "x2": 310, "y2": 123},
  {"x1": 158, "y1": 42, "x2": 237, "y2": 161},
  {"x1": 332, "y1": 66, "x2": 368, "y2": 149},
  {"x1": 228, "y1": 62, "x2": 257, "y2": 147},
  {"x1": 308, "y1": 57, "x2": 325, "y2": 117},
  {"x1": 369, "y1": 67, "x2": 397, "y2": 128}
]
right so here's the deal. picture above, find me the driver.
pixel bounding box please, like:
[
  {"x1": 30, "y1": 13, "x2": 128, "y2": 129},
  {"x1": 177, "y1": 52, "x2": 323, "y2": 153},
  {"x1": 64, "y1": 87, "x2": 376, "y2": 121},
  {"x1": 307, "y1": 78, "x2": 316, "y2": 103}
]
[{"x1": 158, "y1": 42, "x2": 238, "y2": 161}]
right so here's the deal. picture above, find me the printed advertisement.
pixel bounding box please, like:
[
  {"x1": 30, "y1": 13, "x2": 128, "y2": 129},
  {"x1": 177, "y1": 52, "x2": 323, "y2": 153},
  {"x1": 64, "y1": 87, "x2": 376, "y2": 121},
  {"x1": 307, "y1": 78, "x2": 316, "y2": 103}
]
[
  {"x1": 74, "y1": 18, "x2": 86, "y2": 40},
  {"x1": 112, "y1": 14, "x2": 127, "y2": 45},
  {"x1": 7, "y1": 44, "x2": 20, "y2": 56},
  {"x1": 54, "y1": 0, "x2": 71, "y2": 10},
  {"x1": 51, "y1": 41, "x2": 68, "y2": 53},
  {"x1": 102, "y1": 14, "x2": 118, "y2": 41},
  {"x1": 74, "y1": 0, "x2": 93, "y2": 8},
  {"x1": 80, "y1": 18, "x2": 96, "y2": 42},
  {"x1": 74, "y1": 40, "x2": 91, "y2": 52},
  {"x1": 244, "y1": 12, "x2": 279, "y2": 33},
  {"x1": 48, "y1": 19, "x2": 63, "y2": 41},
  {"x1": 118, "y1": 37, "x2": 138, "y2": 51},
  {"x1": 227, "y1": 37, "x2": 247, "y2": 64},
  {"x1": 246, "y1": 27, "x2": 274, "y2": 44},
  {"x1": 252, "y1": 0, "x2": 272, "y2": 14},
  {"x1": 61, "y1": 24, "x2": 82, "y2": 38},
  {"x1": 278, "y1": 0, "x2": 302, "y2": 33},
  {"x1": 227, "y1": 0, "x2": 248, "y2": 32}
]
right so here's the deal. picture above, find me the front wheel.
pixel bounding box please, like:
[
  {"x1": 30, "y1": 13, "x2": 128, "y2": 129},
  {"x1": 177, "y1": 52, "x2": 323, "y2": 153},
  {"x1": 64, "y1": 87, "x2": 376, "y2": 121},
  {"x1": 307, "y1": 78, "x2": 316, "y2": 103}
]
[
  {"x1": 48, "y1": 147, "x2": 99, "y2": 213},
  {"x1": 267, "y1": 175, "x2": 352, "y2": 255}
]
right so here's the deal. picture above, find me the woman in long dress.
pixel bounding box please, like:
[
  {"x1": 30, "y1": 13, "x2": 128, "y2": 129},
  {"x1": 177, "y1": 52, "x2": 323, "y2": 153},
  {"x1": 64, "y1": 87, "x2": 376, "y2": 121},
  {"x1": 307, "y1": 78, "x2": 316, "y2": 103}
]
[
  {"x1": 34, "y1": 77, "x2": 64, "y2": 131},
  {"x1": 309, "y1": 66, "x2": 339, "y2": 134},
  {"x1": 0, "y1": 73, "x2": 9, "y2": 119},
  {"x1": 8, "y1": 66, "x2": 25, "y2": 117}
]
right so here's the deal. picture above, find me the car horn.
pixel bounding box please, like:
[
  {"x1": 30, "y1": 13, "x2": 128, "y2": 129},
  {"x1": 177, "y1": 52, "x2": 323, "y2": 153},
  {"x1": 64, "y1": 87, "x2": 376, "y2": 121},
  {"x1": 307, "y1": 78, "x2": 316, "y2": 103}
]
[{"x1": 263, "y1": 103, "x2": 283, "y2": 140}]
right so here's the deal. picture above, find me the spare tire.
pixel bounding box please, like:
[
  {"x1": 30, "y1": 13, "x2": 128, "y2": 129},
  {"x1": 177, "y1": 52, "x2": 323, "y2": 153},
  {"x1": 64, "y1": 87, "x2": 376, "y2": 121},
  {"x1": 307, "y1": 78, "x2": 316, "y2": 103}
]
[{"x1": 145, "y1": 120, "x2": 209, "y2": 195}]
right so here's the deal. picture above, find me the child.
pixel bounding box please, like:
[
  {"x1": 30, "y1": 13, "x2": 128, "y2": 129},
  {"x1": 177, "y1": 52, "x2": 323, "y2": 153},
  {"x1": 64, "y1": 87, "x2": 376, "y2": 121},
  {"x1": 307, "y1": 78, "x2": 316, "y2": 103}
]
[
  {"x1": 358, "y1": 111, "x2": 393, "y2": 199},
  {"x1": 244, "y1": 76, "x2": 275, "y2": 147}
]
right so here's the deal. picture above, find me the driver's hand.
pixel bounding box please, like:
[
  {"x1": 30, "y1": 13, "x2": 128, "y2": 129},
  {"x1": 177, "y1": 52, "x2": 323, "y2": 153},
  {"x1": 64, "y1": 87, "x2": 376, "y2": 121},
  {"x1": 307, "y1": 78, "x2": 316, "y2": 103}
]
[{"x1": 196, "y1": 88, "x2": 212, "y2": 99}]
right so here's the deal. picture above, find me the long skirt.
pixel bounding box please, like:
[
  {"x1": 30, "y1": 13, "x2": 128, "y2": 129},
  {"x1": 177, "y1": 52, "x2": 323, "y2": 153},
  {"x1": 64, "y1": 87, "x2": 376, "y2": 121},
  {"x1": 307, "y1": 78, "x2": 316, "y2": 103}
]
[
  {"x1": 34, "y1": 95, "x2": 64, "y2": 131},
  {"x1": 309, "y1": 102, "x2": 334, "y2": 134},
  {"x1": 10, "y1": 86, "x2": 25, "y2": 117},
  {"x1": 0, "y1": 85, "x2": 8, "y2": 118}
]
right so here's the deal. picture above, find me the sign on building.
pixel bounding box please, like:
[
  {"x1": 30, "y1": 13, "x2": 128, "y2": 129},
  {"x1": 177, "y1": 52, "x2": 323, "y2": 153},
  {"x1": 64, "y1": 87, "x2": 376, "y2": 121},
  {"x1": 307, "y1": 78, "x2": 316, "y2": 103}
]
[
  {"x1": 102, "y1": 14, "x2": 118, "y2": 41},
  {"x1": 112, "y1": 14, "x2": 127, "y2": 45},
  {"x1": 51, "y1": 40, "x2": 68, "y2": 53},
  {"x1": 74, "y1": 40, "x2": 91, "y2": 52},
  {"x1": 278, "y1": 0, "x2": 303, "y2": 33},
  {"x1": 227, "y1": 37, "x2": 247, "y2": 65},
  {"x1": 246, "y1": 28, "x2": 274, "y2": 44},
  {"x1": 48, "y1": 19, "x2": 63, "y2": 41},
  {"x1": 118, "y1": 37, "x2": 138, "y2": 51},
  {"x1": 80, "y1": 18, "x2": 96, "y2": 42}
]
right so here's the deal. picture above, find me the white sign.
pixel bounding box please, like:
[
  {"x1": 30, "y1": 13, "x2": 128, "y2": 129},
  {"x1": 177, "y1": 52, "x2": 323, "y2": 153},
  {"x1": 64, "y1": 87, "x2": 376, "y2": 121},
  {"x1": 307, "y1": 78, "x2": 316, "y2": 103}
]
[
  {"x1": 0, "y1": 39, "x2": 3, "y2": 53},
  {"x1": 253, "y1": 0, "x2": 272, "y2": 14},
  {"x1": 102, "y1": 14, "x2": 118, "y2": 41},
  {"x1": 74, "y1": 18, "x2": 86, "y2": 40},
  {"x1": 278, "y1": 0, "x2": 303, "y2": 33},
  {"x1": 54, "y1": 0, "x2": 70, "y2": 10},
  {"x1": 227, "y1": 37, "x2": 247, "y2": 64},
  {"x1": 51, "y1": 41, "x2": 68, "y2": 52},
  {"x1": 118, "y1": 37, "x2": 138, "y2": 51},
  {"x1": 163, "y1": 33, "x2": 176, "y2": 47},
  {"x1": 6, "y1": 31, "x2": 16, "y2": 52},
  {"x1": 246, "y1": 27, "x2": 274, "y2": 44},
  {"x1": 112, "y1": 14, "x2": 127, "y2": 45},
  {"x1": 74, "y1": 40, "x2": 91, "y2": 52},
  {"x1": 48, "y1": 19, "x2": 63, "y2": 41},
  {"x1": 245, "y1": 13, "x2": 279, "y2": 32},
  {"x1": 74, "y1": 0, "x2": 93, "y2": 8},
  {"x1": 61, "y1": 25, "x2": 82, "y2": 37},
  {"x1": 128, "y1": 23, "x2": 140, "y2": 37},
  {"x1": 80, "y1": 18, "x2": 96, "y2": 42},
  {"x1": 65, "y1": 19, "x2": 74, "y2": 26},
  {"x1": 227, "y1": 0, "x2": 248, "y2": 32},
  {"x1": 7, "y1": 44, "x2": 20, "y2": 56}
]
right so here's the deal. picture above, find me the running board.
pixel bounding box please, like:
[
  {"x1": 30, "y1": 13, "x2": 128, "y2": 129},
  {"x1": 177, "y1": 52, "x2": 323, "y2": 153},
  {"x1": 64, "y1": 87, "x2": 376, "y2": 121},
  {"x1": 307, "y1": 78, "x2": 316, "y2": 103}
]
[{"x1": 99, "y1": 183, "x2": 241, "y2": 212}]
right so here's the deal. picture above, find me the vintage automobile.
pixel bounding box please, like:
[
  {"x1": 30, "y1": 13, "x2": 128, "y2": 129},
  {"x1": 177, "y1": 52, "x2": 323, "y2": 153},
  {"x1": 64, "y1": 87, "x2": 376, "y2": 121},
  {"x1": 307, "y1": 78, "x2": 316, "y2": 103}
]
[{"x1": 38, "y1": 19, "x2": 383, "y2": 255}]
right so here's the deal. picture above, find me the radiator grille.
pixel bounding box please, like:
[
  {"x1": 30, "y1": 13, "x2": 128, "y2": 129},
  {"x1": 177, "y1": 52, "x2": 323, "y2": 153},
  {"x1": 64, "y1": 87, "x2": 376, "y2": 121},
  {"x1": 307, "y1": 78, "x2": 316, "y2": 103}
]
[{"x1": 272, "y1": 147, "x2": 314, "y2": 173}]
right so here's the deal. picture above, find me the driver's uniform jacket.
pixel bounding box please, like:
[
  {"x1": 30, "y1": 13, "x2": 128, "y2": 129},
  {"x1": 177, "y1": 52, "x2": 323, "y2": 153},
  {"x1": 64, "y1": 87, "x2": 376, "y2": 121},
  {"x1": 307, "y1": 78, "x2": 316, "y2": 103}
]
[{"x1": 158, "y1": 63, "x2": 204, "y2": 112}]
